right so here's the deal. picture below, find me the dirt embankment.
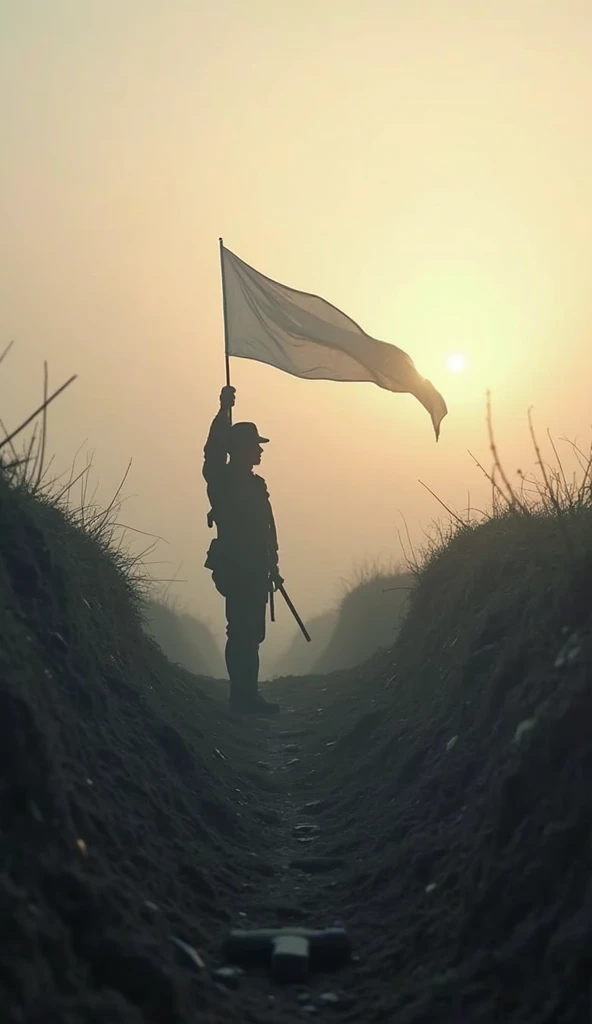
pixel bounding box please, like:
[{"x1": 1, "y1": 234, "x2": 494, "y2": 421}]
[{"x1": 1, "y1": 472, "x2": 591, "y2": 1023}]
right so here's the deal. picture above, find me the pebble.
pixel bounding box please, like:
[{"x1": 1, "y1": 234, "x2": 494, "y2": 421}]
[
  {"x1": 514, "y1": 718, "x2": 536, "y2": 743},
  {"x1": 49, "y1": 631, "x2": 67, "y2": 651},
  {"x1": 213, "y1": 966, "x2": 244, "y2": 989},
  {"x1": 283, "y1": 743, "x2": 301, "y2": 752},
  {"x1": 171, "y1": 936, "x2": 205, "y2": 971},
  {"x1": 319, "y1": 991, "x2": 341, "y2": 1005},
  {"x1": 445, "y1": 735, "x2": 458, "y2": 752}
]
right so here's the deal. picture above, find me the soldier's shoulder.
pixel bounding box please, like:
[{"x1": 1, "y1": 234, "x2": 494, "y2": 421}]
[{"x1": 252, "y1": 473, "x2": 270, "y2": 492}]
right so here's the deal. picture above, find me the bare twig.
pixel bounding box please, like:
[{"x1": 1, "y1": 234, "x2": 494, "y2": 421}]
[
  {"x1": 24, "y1": 424, "x2": 39, "y2": 486},
  {"x1": 0, "y1": 340, "x2": 15, "y2": 367},
  {"x1": 0, "y1": 415, "x2": 19, "y2": 466},
  {"x1": 0, "y1": 374, "x2": 77, "y2": 453},
  {"x1": 486, "y1": 393, "x2": 529, "y2": 514},
  {"x1": 54, "y1": 465, "x2": 91, "y2": 504},
  {"x1": 418, "y1": 480, "x2": 465, "y2": 526},
  {"x1": 89, "y1": 460, "x2": 133, "y2": 535},
  {"x1": 35, "y1": 361, "x2": 49, "y2": 488}
]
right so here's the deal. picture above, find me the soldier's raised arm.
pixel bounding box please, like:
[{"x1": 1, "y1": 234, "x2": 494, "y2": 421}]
[{"x1": 203, "y1": 385, "x2": 235, "y2": 484}]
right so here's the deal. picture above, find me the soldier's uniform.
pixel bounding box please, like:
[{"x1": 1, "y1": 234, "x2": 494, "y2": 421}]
[{"x1": 203, "y1": 408, "x2": 280, "y2": 713}]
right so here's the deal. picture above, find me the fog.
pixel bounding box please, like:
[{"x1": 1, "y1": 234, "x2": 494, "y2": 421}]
[{"x1": 2, "y1": 1, "x2": 591, "y2": 671}]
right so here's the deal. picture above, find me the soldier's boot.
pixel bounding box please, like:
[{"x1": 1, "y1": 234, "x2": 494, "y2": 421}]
[{"x1": 227, "y1": 640, "x2": 279, "y2": 715}]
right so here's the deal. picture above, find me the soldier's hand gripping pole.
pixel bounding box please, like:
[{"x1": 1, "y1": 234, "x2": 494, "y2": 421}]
[{"x1": 278, "y1": 584, "x2": 311, "y2": 642}]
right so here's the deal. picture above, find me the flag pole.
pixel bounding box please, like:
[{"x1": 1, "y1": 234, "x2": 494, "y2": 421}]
[{"x1": 218, "y1": 238, "x2": 233, "y2": 425}]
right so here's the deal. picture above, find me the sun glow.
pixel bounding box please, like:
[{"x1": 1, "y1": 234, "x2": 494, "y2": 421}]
[{"x1": 446, "y1": 352, "x2": 467, "y2": 374}]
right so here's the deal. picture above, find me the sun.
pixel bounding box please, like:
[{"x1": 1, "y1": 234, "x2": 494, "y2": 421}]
[{"x1": 446, "y1": 352, "x2": 466, "y2": 374}]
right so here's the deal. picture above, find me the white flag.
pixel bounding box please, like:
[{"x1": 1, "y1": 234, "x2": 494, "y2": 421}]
[{"x1": 221, "y1": 245, "x2": 447, "y2": 440}]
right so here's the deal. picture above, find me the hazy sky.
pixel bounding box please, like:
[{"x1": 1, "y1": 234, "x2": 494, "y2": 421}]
[{"x1": 2, "y1": 0, "x2": 591, "y2": 669}]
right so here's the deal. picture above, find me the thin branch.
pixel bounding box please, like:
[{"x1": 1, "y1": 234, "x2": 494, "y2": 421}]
[
  {"x1": 55, "y1": 464, "x2": 91, "y2": 503},
  {"x1": 0, "y1": 374, "x2": 77, "y2": 453},
  {"x1": 90, "y1": 460, "x2": 133, "y2": 534},
  {"x1": 0, "y1": 340, "x2": 15, "y2": 367},
  {"x1": 0, "y1": 415, "x2": 19, "y2": 464},
  {"x1": 418, "y1": 479, "x2": 465, "y2": 525},
  {"x1": 35, "y1": 361, "x2": 49, "y2": 488},
  {"x1": 24, "y1": 424, "x2": 39, "y2": 487},
  {"x1": 486, "y1": 392, "x2": 529, "y2": 513}
]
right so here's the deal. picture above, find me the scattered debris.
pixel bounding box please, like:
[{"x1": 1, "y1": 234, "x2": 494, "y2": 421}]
[
  {"x1": 272, "y1": 933, "x2": 310, "y2": 982},
  {"x1": 554, "y1": 632, "x2": 581, "y2": 668},
  {"x1": 514, "y1": 718, "x2": 537, "y2": 743},
  {"x1": 213, "y1": 966, "x2": 244, "y2": 989},
  {"x1": 171, "y1": 936, "x2": 205, "y2": 971},
  {"x1": 319, "y1": 991, "x2": 341, "y2": 1005},
  {"x1": 446, "y1": 735, "x2": 458, "y2": 752},
  {"x1": 76, "y1": 838, "x2": 88, "y2": 857},
  {"x1": 425, "y1": 883, "x2": 437, "y2": 894},
  {"x1": 49, "y1": 631, "x2": 67, "y2": 652}
]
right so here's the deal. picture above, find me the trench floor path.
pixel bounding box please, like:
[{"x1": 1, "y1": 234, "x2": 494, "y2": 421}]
[{"x1": 213, "y1": 676, "x2": 363, "y2": 1023}]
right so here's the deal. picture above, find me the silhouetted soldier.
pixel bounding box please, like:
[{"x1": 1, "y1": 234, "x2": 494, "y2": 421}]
[{"x1": 203, "y1": 385, "x2": 283, "y2": 715}]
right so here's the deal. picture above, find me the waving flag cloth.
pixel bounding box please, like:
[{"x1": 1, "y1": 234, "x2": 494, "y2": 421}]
[{"x1": 219, "y1": 241, "x2": 447, "y2": 440}]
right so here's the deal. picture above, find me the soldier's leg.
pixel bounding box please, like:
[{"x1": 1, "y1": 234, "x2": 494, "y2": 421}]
[
  {"x1": 226, "y1": 580, "x2": 270, "y2": 707},
  {"x1": 225, "y1": 581, "x2": 264, "y2": 702},
  {"x1": 243, "y1": 583, "x2": 268, "y2": 694}
]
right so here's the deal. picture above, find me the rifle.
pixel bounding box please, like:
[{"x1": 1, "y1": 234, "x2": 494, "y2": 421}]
[{"x1": 269, "y1": 575, "x2": 311, "y2": 643}]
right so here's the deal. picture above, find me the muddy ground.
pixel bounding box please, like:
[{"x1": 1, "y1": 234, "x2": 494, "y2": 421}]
[
  {"x1": 2, "y1": 479, "x2": 591, "y2": 1022},
  {"x1": 2, "y1": 615, "x2": 591, "y2": 1024}
]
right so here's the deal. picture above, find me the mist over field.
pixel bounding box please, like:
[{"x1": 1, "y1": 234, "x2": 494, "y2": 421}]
[{"x1": 2, "y1": 2, "x2": 592, "y2": 1022}]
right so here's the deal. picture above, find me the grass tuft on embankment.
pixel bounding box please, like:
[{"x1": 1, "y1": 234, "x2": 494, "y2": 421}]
[
  {"x1": 288, "y1": 418, "x2": 592, "y2": 1022},
  {"x1": 0, "y1": 388, "x2": 273, "y2": 1022}
]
